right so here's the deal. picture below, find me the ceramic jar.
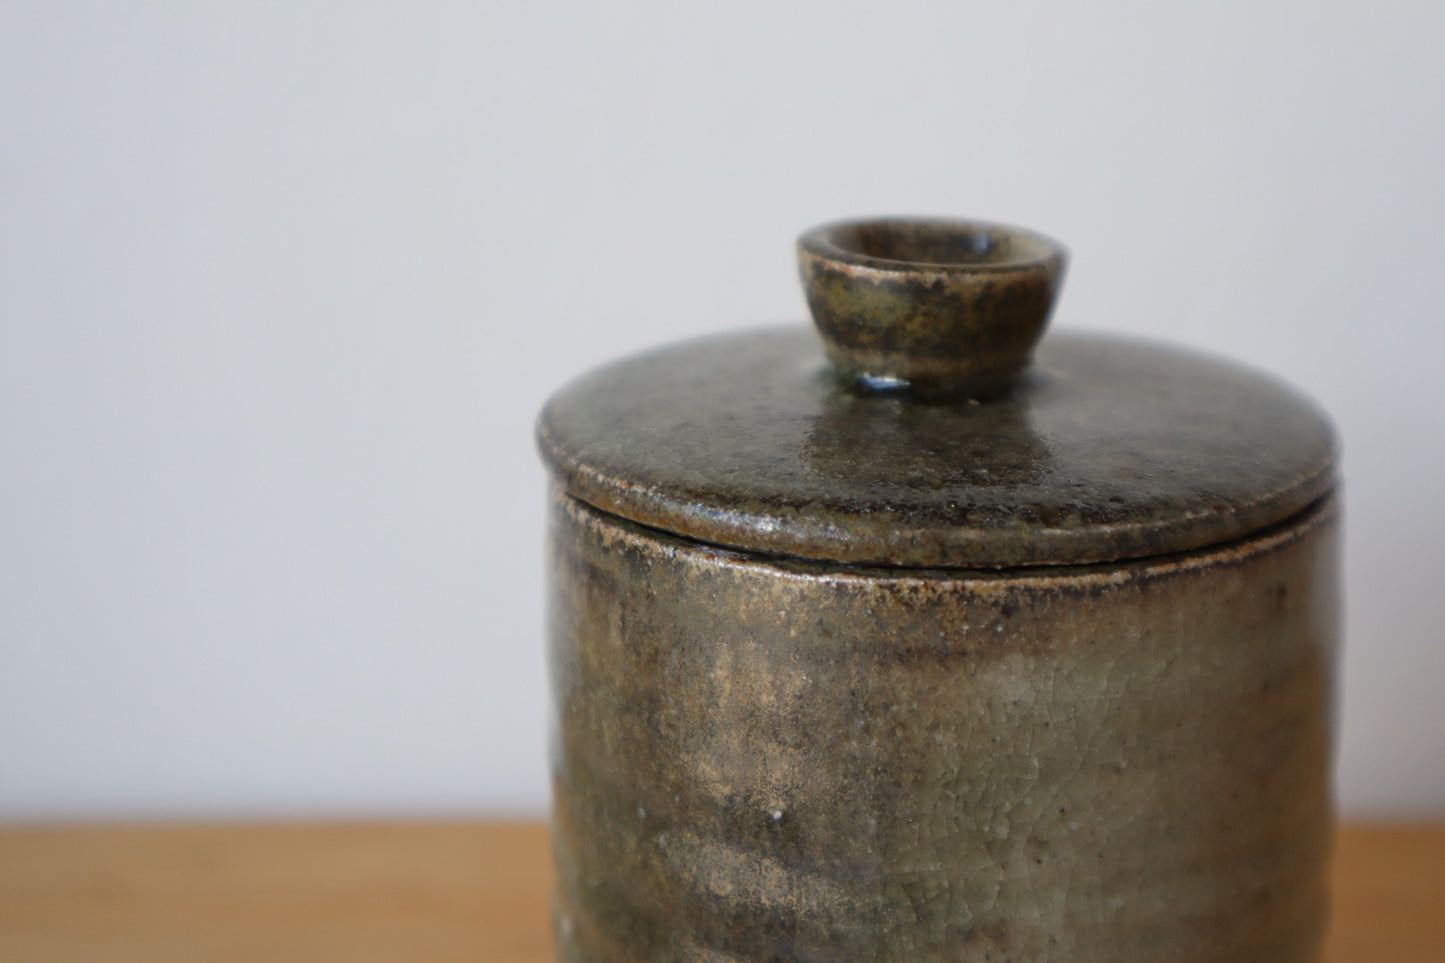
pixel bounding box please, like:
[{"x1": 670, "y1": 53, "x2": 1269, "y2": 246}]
[{"x1": 536, "y1": 218, "x2": 1340, "y2": 963}]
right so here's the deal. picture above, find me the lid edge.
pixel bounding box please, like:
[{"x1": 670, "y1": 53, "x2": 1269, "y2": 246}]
[{"x1": 537, "y1": 411, "x2": 1337, "y2": 569}]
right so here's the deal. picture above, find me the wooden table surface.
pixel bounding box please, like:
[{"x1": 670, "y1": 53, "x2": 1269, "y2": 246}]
[{"x1": 0, "y1": 822, "x2": 1440, "y2": 961}]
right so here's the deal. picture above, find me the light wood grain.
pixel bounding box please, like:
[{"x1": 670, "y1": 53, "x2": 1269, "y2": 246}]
[{"x1": 0, "y1": 822, "x2": 1439, "y2": 961}]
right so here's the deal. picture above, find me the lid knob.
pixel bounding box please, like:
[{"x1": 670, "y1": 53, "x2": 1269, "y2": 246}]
[{"x1": 798, "y1": 217, "x2": 1069, "y2": 397}]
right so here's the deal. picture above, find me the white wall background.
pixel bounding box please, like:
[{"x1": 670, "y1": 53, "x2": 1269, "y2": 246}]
[{"x1": 2, "y1": 1, "x2": 1442, "y2": 821}]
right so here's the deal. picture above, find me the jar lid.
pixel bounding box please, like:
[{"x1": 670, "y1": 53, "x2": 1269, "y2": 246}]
[{"x1": 537, "y1": 218, "x2": 1336, "y2": 568}]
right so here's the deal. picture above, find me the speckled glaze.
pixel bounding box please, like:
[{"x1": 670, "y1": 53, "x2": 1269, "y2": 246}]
[
  {"x1": 549, "y1": 491, "x2": 1339, "y2": 962},
  {"x1": 537, "y1": 328, "x2": 1335, "y2": 569},
  {"x1": 798, "y1": 218, "x2": 1068, "y2": 397},
  {"x1": 538, "y1": 217, "x2": 1342, "y2": 962}
]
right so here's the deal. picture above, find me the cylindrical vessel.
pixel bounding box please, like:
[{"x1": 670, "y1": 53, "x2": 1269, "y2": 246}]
[{"x1": 537, "y1": 218, "x2": 1340, "y2": 962}]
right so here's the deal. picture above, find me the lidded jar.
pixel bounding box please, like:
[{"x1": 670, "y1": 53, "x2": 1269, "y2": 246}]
[{"x1": 536, "y1": 217, "x2": 1339, "y2": 963}]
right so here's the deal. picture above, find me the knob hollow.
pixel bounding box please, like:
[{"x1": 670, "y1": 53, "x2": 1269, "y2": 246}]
[{"x1": 798, "y1": 217, "x2": 1069, "y2": 397}]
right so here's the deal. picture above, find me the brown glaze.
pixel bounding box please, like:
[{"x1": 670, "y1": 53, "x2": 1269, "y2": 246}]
[
  {"x1": 537, "y1": 328, "x2": 1336, "y2": 568},
  {"x1": 548, "y1": 490, "x2": 1340, "y2": 962},
  {"x1": 539, "y1": 217, "x2": 1342, "y2": 962},
  {"x1": 798, "y1": 217, "x2": 1069, "y2": 397}
]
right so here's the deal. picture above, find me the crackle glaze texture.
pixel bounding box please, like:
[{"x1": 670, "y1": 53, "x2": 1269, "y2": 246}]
[{"x1": 548, "y1": 491, "x2": 1339, "y2": 963}]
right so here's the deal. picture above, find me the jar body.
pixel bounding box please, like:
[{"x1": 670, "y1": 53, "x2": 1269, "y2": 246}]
[{"x1": 547, "y1": 490, "x2": 1340, "y2": 962}]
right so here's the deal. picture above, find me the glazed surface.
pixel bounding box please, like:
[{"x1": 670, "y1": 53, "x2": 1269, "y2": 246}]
[
  {"x1": 537, "y1": 327, "x2": 1336, "y2": 567},
  {"x1": 548, "y1": 491, "x2": 1340, "y2": 962}
]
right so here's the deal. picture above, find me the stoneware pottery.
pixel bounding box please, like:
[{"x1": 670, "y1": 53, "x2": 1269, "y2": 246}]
[{"x1": 536, "y1": 216, "x2": 1340, "y2": 962}]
